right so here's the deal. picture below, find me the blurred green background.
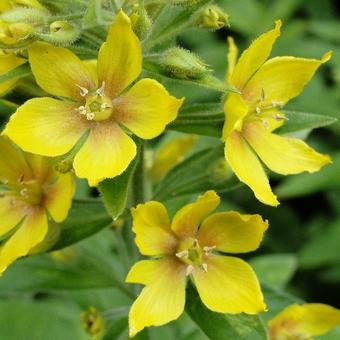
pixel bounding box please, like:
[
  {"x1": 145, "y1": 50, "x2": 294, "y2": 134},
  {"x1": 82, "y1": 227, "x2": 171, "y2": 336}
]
[{"x1": 0, "y1": 0, "x2": 340, "y2": 339}]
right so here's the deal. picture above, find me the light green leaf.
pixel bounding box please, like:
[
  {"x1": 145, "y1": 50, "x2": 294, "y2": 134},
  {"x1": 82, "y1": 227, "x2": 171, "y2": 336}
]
[
  {"x1": 250, "y1": 254, "x2": 298, "y2": 288},
  {"x1": 185, "y1": 283, "x2": 268, "y2": 340},
  {"x1": 52, "y1": 199, "x2": 112, "y2": 251}
]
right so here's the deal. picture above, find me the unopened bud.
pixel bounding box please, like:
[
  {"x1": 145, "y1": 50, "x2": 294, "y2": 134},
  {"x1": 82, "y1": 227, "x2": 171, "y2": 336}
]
[
  {"x1": 11, "y1": 0, "x2": 46, "y2": 10},
  {"x1": 130, "y1": 5, "x2": 152, "y2": 39},
  {"x1": 81, "y1": 307, "x2": 105, "y2": 339},
  {"x1": 111, "y1": 217, "x2": 124, "y2": 229},
  {"x1": 0, "y1": 8, "x2": 46, "y2": 24},
  {"x1": 55, "y1": 159, "x2": 73, "y2": 174},
  {"x1": 171, "y1": 0, "x2": 205, "y2": 6},
  {"x1": 161, "y1": 47, "x2": 210, "y2": 80},
  {"x1": 194, "y1": 5, "x2": 230, "y2": 30}
]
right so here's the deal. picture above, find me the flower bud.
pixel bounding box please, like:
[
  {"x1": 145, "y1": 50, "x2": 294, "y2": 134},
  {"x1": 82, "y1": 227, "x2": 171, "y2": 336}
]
[
  {"x1": 0, "y1": 21, "x2": 32, "y2": 45},
  {"x1": 161, "y1": 47, "x2": 210, "y2": 80},
  {"x1": 81, "y1": 307, "x2": 105, "y2": 339},
  {"x1": 130, "y1": 5, "x2": 152, "y2": 39},
  {"x1": 55, "y1": 159, "x2": 73, "y2": 174},
  {"x1": 171, "y1": 0, "x2": 205, "y2": 6},
  {"x1": 11, "y1": 0, "x2": 45, "y2": 10},
  {"x1": 194, "y1": 5, "x2": 230, "y2": 30}
]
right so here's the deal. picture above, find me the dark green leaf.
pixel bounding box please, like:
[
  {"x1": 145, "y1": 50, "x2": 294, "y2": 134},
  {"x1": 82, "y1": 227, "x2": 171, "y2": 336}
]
[
  {"x1": 185, "y1": 283, "x2": 268, "y2": 340},
  {"x1": 153, "y1": 146, "x2": 240, "y2": 201},
  {"x1": 278, "y1": 110, "x2": 337, "y2": 134},
  {"x1": 52, "y1": 199, "x2": 112, "y2": 251}
]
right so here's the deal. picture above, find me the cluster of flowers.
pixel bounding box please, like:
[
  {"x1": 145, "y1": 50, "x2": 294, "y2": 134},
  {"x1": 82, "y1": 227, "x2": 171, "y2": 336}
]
[{"x1": 0, "y1": 1, "x2": 339, "y2": 339}]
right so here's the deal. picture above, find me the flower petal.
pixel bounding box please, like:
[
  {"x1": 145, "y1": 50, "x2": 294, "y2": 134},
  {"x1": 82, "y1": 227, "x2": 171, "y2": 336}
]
[
  {"x1": 0, "y1": 136, "x2": 31, "y2": 184},
  {"x1": 4, "y1": 98, "x2": 87, "y2": 157},
  {"x1": 231, "y1": 20, "x2": 281, "y2": 89},
  {"x1": 131, "y1": 201, "x2": 177, "y2": 256},
  {"x1": 193, "y1": 254, "x2": 266, "y2": 314},
  {"x1": 0, "y1": 196, "x2": 26, "y2": 237},
  {"x1": 243, "y1": 53, "x2": 332, "y2": 107},
  {"x1": 0, "y1": 53, "x2": 26, "y2": 95},
  {"x1": 0, "y1": 209, "x2": 48, "y2": 275},
  {"x1": 225, "y1": 131, "x2": 279, "y2": 206},
  {"x1": 98, "y1": 10, "x2": 142, "y2": 98},
  {"x1": 171, "y1": 191, "x2": 220, "y2": 239},
  {"x1": 45, "y1": 172, "x2": 75, "y2": 223},
  {"x1": 269, "y1": 303, "x2": 340, "y2": 339},
  {"x1": 73, "y1": 122, "x2": 136, "y2": 186},
  {"x1": 28, "y1": 42, "x2": 95, "y2": 100},
  {"x1": 115, "y1": 78, "x2": 183, "y2": 139},
  {"x1": 198, "y1": 211, "x2": 268, "y2": 253},
  {"x1": 244, "y1": 122, "x2": 331, "y2": 175},
  {"x1": 128, "y1": 257, "x2": 186, "y2": 337},
  {"x1": 222, "y1": 93, "x2": 249, "y2": 140},
  {"x1": 225, "y1": 36, "x2": 238, "y2": 83}
]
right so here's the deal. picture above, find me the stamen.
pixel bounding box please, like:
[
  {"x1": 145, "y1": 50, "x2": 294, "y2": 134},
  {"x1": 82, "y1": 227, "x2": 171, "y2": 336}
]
[
  {"x1": 76, "y1": 84, "x2": 89, "y2": 97},
  {"x1": 176, "y1": 250, "x2": 189, "y2": 258},
  {"x1": 271, "y1": 100, "x2": 283, "y2": 108},
  {"x1": 86, "y1": 112, "x2": 95, "y2": 121},
  {"x1": 260, "y1": 89, "x2": 265, "y2": 102},
  {"x1": 96, "y1": 81, "x2": 106, "y2": 96},
  {"x1": 203, "y1": 245, "x2": 216, "y2": 255},
  {"x1": 262, "y1": 119, "x2": 269, "y2": 128},
  {"x1": 101, "y1": 103, "x2": 110, "y2": 110},
  {"x1": 17, "y1": 174, "x2": 24, "y2": 183},
  {"x1": 255, "y1": 106, "x2": 261, "y2": 114},
  {"x1": 20, "y1": 188, "x2": 28, "y2": 197},
  {"x1": 186, "y1": 265, "x2": 194, "y2": 276},
  {"x1": 201, "y1": 263, "x2": 208, "y2": 272}
]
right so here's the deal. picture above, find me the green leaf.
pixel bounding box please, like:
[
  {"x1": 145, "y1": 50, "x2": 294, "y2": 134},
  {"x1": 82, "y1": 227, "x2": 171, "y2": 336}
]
[
  {"x1": 153, "y1": 146, "x2": 240, "y2": 201},
  {"x1": 185, "y1": 283, "x2": 268, "y2": 340},
  {"x1": 98, "y1": 145, "x2": 140, "y2": 220},
  {"x1": 52, "y1": 199, "x2": 112, "y2": 251},
  {"x1": 169, "y1": 102, "x2": 224, "y2": 137},
  {"x1": 276, "y1": 151, "x2": 340, "y2": 199},
  {"x1": 277, "y1": 110, "x2": 337, "y2": 134},
  {"x1": 83, "y1": 0, "x2": 104, "y2": 27},
  {"x1": 250, "y1": 254, "x2": 298, "y2": 288},
  {"x1": 0, "y1": 63, "x2": 31, "y2": 84}
]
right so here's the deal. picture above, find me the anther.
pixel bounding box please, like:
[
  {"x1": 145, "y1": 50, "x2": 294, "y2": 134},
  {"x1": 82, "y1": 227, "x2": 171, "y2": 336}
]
[
  {"x1": 86, "y1": 112, "x2": 95, "y2": 120},
  {"x1": 262, "y1": 119, "x2": 269, "y2": 128},
  {"x1": 271, "y1": 100, "x2": 283, "y2": 108},
  {"x1": 76, "y1": 84, "x2": 89, "y2": 97},
  {"x1": 20, "y1": 188, "x2": 28, "y2": 197},
  {"x1": 186, "y1": 265, "x2": 194, "y2": 276},
  {"x1": 203, "y1": 245, "x2": 216, "y2": 255},
  {"x1": 17, "y1": 174, "x2": 24, "y2": 183},
  {"x1": 202, "y1": 263, "x2": 208, "y2": 272},
  {"x1": 96, "y1": 82, "x2": 105, "y2": 96},
  {"x1": 176, "y1": 250, "x2": 189, "y2": 258},
  {"x1": 255, "y1": 106, "x2": 261, "y2": 114},
  {"x1": 260, "y1": 89, "x2": 265, "y2": 102}
]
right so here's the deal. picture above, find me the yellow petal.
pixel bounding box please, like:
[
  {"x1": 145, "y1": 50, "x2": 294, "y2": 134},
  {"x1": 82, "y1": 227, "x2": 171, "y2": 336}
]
[
  {"x1": 128, "y1": 257, "x2": 186, "y2": 337},
  {"x1": 0, "y1": 136, "x2": 31, "y2": 184},
  {"x1": 269, "y1": 303, "x2": 340, "y2": 340},
  {"x1": 222, "y1": 93, "x2": 249, "y2": 140},
  {"x1": 131, "y1": 201, "x2": 177, "y2": 256},
  {"x1": 0, "y1": 209, "x2": 48, "y2": 275},
  {"x1": 73, "y1": 122, "x2": 136, "y2": 186},
  {"x1": 151, "y1": 135, "x2": 197, "y2": 180},
  {"x1": 25, "y1": 154, "x2": 53, "y2": 183},
  {"x1": 243, "y1": 52, "x2": 332, "y2": 107},
  {"x1": 45, "y1": 172, "x2": 75, "y2": 223},
  {"x1": 28, "y1": 42, "x2": 95, "y2": 100},
  {"x1": 4, "y1": 98, "x2": 87, "y2": 157},
  {"x1": 244, "y1": 122, "x2": 331, "y2": 175},
  {"x1": 83, "y1": 59, "x2": 98, "y2": 86},
  {"x1": 225, "y1": 131, "x2": 279, "y2": 206},
  {"x1": 225, "y1": 36, "x2": 238, "y2": 83},
  {"x1": 171, "y1": 191, "x2": 220, "y2": 239},
  {"x1": 98, "y1": 10, "x2": 142, "y2": 98},
  {"x1": 193, "y1": 254, "x2": 266, "y2": 314},
  {"x1": 0, "y1": 196, "x2": 26, "y2": 237},
  {"x1": 126, "y1": 259, "x2": 166, "y2": 285},
  {"x1": 198, "y1": 212, "x2": 268, "y2": 253},
  {"x1": 231, "y1": 20, "x2": 281, "y2": 89},
  {"x1": 0, "y1": 53, "x2": 26, "y2": 95},
  {"x1": 115, "y1": 79, "x2": 183, "y2": 139}
]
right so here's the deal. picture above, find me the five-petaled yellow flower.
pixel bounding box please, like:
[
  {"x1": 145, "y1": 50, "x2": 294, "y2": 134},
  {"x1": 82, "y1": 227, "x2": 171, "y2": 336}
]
[
  {"x1": 126, "y1": 190, "x2": 268, "y2": 336},
  {"x1": 269, "y1": 303, "x2": 340, "y2": 340},
  {"x1": 223, "y1": 20, "x2": 331, "y2": 206},
  {"x1": 0, "y1": 136, "x2": 74, "y2": 274},
  {"x1": 4, "y1": 10, "x2": 183, "y2": 186}
]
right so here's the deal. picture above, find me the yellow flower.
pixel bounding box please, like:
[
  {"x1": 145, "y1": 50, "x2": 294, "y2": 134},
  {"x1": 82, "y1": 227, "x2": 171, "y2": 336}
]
[
  {"x1": 0, "y1": 136, "x2": 74, "y2": 274},
  {"x1": 223, "y1": 20, "x2": 331, "y2": 206},
  {"x1": 0, "y1": 0, "x2": 45, "y2": 12},
  {"x1": 269, "y1": 303, "x2": 340, "y2": 340},
  {"x1": 4, "y1": 10, "x2": 184, "y2": 186},
  {"x1": 150, "y1": 135, "x2": 197, "y2": 180},
  {"x1": 126, "y1": 190, "x2": 268, "y2": 336}
]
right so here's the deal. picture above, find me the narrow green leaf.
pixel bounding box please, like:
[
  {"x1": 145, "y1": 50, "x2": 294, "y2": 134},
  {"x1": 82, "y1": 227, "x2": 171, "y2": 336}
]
[
  {"x1": 154, "y1": 145, "x2": 240, "y2": 201},
  {"x1": 0, "y1": 63, "x2": 31, "y2": 84},
  {"x1": 83, "y1": 0, "x2": 104, "y2": 28},
  {"x1": 98, "y1": 141, "x2": 140, "y2": 219},
  {"x1": 52, "y1": 199, "x2": 112, "y2": 251},
  {"x1": 185, "y1": 283, "x2": 268, "y2": 340},
  {"x1": 278, "y1": 110, "x2": 337, "y2": 134}
]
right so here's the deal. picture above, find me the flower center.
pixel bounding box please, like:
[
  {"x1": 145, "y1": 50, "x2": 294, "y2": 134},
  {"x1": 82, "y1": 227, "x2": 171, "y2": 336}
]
[
  {"x1": 175, "y1": 238, "x2": 215, "y2": 275},
  {"x1": 75, "y1": 82, "x2": 113, "y2": 122}
]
